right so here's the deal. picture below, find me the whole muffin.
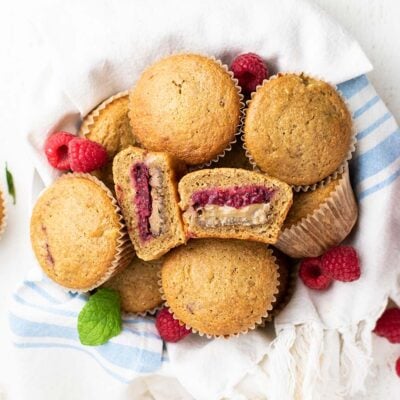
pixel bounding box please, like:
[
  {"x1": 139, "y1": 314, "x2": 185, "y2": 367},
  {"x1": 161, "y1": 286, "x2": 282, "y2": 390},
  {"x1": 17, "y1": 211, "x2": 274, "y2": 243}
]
[
  {"x1": 161, "y1": 239, "x2": 279, "y2": 337},
  {"x1": 30, "y1": 174, "x2": 132, "y2": 291},
  {"x1": 129, "y1": 54, "x2": 242, "y2": 165},
  {"x1": 103, "y1": 257, "x2": 163, "y2": 314},
  {"x1": 244, "y1": 74, "x2": 353, "y2": 186},
  {"x1": 79, "y1": 92, "x2": 137, "y2": 188},
  {"x1": 276, "y1": 165, "x2": 358, "y2": 258}
]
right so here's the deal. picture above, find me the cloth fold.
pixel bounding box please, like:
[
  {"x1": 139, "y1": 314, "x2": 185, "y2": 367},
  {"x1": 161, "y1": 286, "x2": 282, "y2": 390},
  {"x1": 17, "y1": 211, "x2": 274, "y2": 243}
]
[{"x1": 10, "y1": 0, "x2": 400, "y2": 399}]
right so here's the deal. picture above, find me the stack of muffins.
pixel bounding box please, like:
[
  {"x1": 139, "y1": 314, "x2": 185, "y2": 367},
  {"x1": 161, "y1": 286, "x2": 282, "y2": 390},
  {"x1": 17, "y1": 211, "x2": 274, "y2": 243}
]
[{"x1": 30, "y1": 54, "x2": 358, "y2": 338}]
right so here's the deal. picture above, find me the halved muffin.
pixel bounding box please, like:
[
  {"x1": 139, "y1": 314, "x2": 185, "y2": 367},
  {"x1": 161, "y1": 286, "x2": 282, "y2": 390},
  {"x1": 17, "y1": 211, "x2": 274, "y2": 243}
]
[
  {"x1": 178, "y1": 168, "x2": 293, "y2": 244},
  {"x1": 113, "y1": 146, "x2": 186, "y2": 261}
]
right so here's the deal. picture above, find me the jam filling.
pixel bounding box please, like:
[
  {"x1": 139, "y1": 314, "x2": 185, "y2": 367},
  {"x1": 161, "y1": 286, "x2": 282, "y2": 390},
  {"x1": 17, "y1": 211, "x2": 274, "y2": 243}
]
[
  {"x1": 131, "y1": 163, "x2": 153, "y2": 241},
  {"x1": 191, "y1": 185, "x2": 275, "y2": 209}
]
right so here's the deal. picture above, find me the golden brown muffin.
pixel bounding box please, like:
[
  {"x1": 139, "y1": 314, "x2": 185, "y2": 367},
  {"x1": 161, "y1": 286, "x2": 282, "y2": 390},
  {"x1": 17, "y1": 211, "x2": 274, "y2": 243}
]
[
  {"x1": 161, "y1": 239, "x2": 279, "y2": 337},
  {"x1": 129, "y1": 54, "x2": 242, "y2": 165},
  {"x1": 103, "y1": 257, "x2": 163, "y2": 314},
  {"x1": 113, "y1": 146, "x2": 186, "y2": 261},
  {"x1": 244, "y1": 74, "x2": 353, "y2": 186},
  {"x1": 178, "y1": 168, "x2": 293, "y2": 244},
  {"x1": 0, "y1": 187, "x2": 6, "y2": 239},
  {"x1": 79, "y1": 93, "x2": 137, "y2": 189},
  {"x1": 30, "y1": 174, "x2": 133, "y2": 291},
  {"x1": 276, "y1": 166, "x2": 358, "y2": 258}
]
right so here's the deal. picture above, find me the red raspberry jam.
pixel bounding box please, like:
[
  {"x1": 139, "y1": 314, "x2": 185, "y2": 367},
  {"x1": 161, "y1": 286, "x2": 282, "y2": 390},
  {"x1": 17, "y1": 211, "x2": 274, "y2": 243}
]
[
  {"x1": 191, "y1": 185, "x2": 274, "y2": 209},
  {"x1": 131, "y1": 163, "x2": 153, "y2": 241}
]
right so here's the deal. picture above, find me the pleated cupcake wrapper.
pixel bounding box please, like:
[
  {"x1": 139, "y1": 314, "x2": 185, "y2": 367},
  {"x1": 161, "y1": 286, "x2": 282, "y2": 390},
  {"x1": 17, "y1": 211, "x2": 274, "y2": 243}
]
[
  {"x1": 275, "y1": 163, "x2": 358, "y2": 259},
  {"x1": 48, "y1": 173, "x2": 135, "y2": 293},
  {"x1": 0, "y1": 188, "x2": 7, "y2": 240},
  {"x1": 261, "y1": 264, "x2": 297, "y2": 325},
  {"x1": 78, "y1": 90, "x2": 130, "y2": 139},
  {"x1": 157, "y1": 249, "x2": 280, "y2": 339},
  {"x1": 242, "y1": 72, "x2": 357, "y2": 193},
  {"x1": 126, "y1": 53, "x2": 245, "y2": 170}
]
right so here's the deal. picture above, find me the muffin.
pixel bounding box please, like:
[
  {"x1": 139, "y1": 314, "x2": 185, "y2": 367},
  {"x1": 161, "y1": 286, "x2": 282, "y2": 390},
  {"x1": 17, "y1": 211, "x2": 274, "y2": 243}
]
[
  {"x1": 0, "y1": 187, "x2": 6, "y2": 240},
  {"x1": 79, "y1": 92, "x2": 136, "y2": 189},
  {"x1": 30, "y1": 174, "x2": 133, "y2": 291},
  {"x1": 161, "y1": 239, "x2": 280, "y2": 337},
  {"x1": 276, "y1": 165, "x2": 358, "y2": 258},
  {"x1": 178, "y1": 168, "x2": 293, "y2": 244},
  {"x1": 113, "y1": 146, "x2": 186, "y2": 261},
  {"x1": 103, "y1": 256, "x2": 163, "y2": 315},
  {"x1": 244, "y1": 73, "x2": 353, "y2": 187},
  {"x1": 129, "y1": 54, "x2": 243, "y2": 166}
]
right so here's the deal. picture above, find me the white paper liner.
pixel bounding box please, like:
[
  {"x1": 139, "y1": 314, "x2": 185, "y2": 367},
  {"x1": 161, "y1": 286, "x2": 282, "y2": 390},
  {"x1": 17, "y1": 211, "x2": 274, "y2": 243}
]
[
  {"x1": 157, "y1": 248, "x2": 280, "y2": 339},
  {"x1": 78, "y1": 90, "x2": 130, "y2": 138},
  {"x1": 0, "y1": 188, "x2": 7, "y2": 240},
  {"x1": 275, "y1": 163, "x2": 358, "y2": 259},
  {"x1": 35, "y1": 173, "x2": 135, "y2": 293},
  {"x1": 126, "y1": 53, "x2": 245, "y2": 169},
  {"x1": 242, "y1": 72, "x2": 357, "y2": 192}
]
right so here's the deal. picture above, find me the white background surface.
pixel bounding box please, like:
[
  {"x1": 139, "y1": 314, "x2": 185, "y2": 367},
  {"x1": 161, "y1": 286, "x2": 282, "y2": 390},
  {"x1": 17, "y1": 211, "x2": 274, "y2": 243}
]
[{"x1": 0, "y1": 0, "x2": 399, "y2": 398}]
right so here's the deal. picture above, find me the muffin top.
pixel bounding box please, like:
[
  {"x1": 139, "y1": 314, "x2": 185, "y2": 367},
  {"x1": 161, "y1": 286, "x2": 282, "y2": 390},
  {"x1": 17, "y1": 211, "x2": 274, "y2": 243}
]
[
  {"x1": 244, "y1": 74, "x2": 352, "y2": 186},
  {"x1": 30, "y1": 175, "x2": 122, "y2": 290},
  {"x1": 79, "y1": 94, "x2": 137, "y2": 189},
  {"x1": 103, "y1": 257, "x2": 163, "y2": 314},
  {"x1": 161, "y1": 239, "x2": 279, "y2": 336},
  {"x1": 129, "y1": 54, "x2": 242, "y2": 165},
  {"x1": 283, "y1": 175, "x2": 342, "y2": 228}
]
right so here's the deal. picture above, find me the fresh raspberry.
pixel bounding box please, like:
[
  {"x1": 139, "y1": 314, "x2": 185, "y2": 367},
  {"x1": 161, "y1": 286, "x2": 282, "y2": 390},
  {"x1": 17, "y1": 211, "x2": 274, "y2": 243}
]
[
  {"x1": 396, "y1": 357, "x2": 400, "y2": 377},
  {"x1": 373, "y1": 308, "x2": 400, "y2": 344},
  {"x1": 155, "y1": 307, "x2": 191, "y2": 343},
  {"x1": 321, "y1": 246, "x2": 360, "y2": 282},
  {"x1": 68, "y1": 137, "x2": 108, "y2": 173},
  {"x1": 44, "y1": 131, "x2": 75, "y2": 171},
  {"x1": 299, "y1": 258, "x2": 332, "y2": 290},
  {"x1": 231, "y1": 53, "x2": 269, "y2": 96}
]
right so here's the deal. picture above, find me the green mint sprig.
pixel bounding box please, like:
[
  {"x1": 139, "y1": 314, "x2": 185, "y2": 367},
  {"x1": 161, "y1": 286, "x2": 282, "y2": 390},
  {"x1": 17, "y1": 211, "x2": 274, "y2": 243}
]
[{"x1": 5, "y1": 163, "x2": 16, "y2": 205}]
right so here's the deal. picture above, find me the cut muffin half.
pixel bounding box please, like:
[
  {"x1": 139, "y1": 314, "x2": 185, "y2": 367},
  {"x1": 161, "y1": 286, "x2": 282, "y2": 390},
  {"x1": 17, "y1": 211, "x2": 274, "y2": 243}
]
[
  {"x1": 178, "y1": 168, "x2": 293, "y2": 244},
  {"x1": 113, "y1": 146, "x2": 186, "y2": 261}
]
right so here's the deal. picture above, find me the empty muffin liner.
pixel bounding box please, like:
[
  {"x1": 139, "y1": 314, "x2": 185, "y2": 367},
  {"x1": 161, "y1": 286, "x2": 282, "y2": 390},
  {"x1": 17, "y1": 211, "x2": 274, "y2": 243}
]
[
  {"x1": 242, "y1": 72, "x2": 357, "y2": 192},
  {"x1": 157, "y1": 249, "x2": 280, "y2": 339},
  {"x1": 275, "y1": 163, "x2": 358, "y2": 259},
  {"x1": 38, "y1": 173, "x2": 135, "y2": 293},
  {"x1": 126, "y1": 53, "x2": 245, "y2": 170},
  {"x1": 0, "y1": 188, "x2": 7, "y2": 240}
]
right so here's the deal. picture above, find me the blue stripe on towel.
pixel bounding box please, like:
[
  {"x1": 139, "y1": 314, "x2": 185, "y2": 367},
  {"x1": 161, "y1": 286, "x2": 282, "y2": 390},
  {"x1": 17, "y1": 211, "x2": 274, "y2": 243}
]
[
  {"x1": 23, "y1": 281, "x2": 63, "y2": 304},
  {"x1": 337, "y1": 75, "x2": 369, "y2": 99},
  {"x1": 353, "y1": 95, "x2": 380, "y2": 119},
  {"x1": 356, "y1": 113, "x2": 391, "y2": 140},
  {"x1": 359, "y1": 166, "x2": 400, "y2": 200},
  {"x1": 352, "y1": 128, "x2": 400, "y2": 185}
]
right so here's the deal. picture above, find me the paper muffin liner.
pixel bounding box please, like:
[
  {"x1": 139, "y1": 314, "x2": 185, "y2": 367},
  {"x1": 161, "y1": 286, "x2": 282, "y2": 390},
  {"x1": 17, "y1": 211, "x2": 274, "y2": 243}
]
[
  {"x1": 0, "y1": 187, "x2": 7, "y2": 240},
  {"x1": 242, "y1": 72, "x2": 357, "y2": 192},
  {"x1": 78, "y1": 90, "x2": 130, "y2": 138},
  {"x1": 50, "y1": 173, "x2": 135, "y2": 293},
  {"x1": 275, "y1": 163, "x2": 358, "y2": 259},
  {"x1": 157, "y1": 248, "x2": 280, "y2": 339},
  {"x1": 127, "y1": 53, "x2": 245, "y2": 170}
]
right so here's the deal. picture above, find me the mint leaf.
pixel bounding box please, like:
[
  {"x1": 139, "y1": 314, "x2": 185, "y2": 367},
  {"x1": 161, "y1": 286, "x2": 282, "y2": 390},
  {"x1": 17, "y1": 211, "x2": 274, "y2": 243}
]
[
  {"x1": 5, "y1": 163, "x2": 16, "y2": 205},
  {"x1": 78, "y1": 288, "x2": 122, "y2": 346}
]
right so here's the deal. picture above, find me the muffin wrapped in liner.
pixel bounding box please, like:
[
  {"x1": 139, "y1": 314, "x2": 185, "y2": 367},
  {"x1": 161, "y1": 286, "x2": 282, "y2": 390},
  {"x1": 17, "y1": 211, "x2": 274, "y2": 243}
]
[
  {"x1": 276, "y1": 164, "x2": 358, "y2": 259},
  {"x1": 0, "y1": 188, "x2": 7, "y2": 240}
]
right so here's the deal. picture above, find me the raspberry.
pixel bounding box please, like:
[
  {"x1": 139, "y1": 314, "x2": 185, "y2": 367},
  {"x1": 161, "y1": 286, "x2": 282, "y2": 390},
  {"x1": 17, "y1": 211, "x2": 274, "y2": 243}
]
[
  {"x1": 396, "y1": 357, "x2": 400, "y2": 377},
  {"x1": 373, "y1": 308, "x2": 400, "y2": 344},
  {"x1": 299, "y1": 258, "x2": 332, "y2": 290},
  {"x1": 231, "y1": 53, "x2": 269, "y2": 96},
  {"x1": 321, "y1": 246, "x2": 360, "y2": 282},
  {"x1": 68, "y1": 138, "x2": 108, "y2": 173},
  {"x1": 155, "y1": 307, "x2": 191, "y2": 343},
  {"x1": 44, "y1": 131, "x2": 75, "y2": 171}
]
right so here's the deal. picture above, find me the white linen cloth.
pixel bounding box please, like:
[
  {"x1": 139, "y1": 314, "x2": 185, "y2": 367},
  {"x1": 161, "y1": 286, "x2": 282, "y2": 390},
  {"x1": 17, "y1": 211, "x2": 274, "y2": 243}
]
[{"x1": 10, "y1": 0, "x2": 400, "y2": 399}]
